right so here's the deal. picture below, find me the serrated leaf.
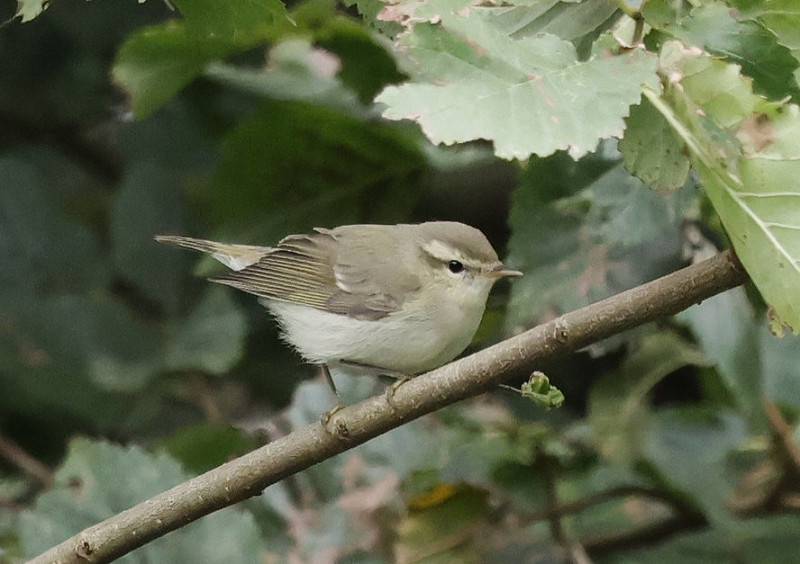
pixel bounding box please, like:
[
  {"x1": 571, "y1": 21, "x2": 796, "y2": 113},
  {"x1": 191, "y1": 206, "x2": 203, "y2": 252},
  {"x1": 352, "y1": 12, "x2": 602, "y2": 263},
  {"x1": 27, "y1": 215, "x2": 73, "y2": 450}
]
[
  {"x1": 20, "y1": 438, "x2": 264, "y2": 563},
  {"x1": 506, "y1": 157, "x2": 693, "y2": 329},
  {"x1": 620, "y1": 96, "x2": 692, "y2": 191},
  {"x1": 377, "y1": 15, "x2": 659, "y2": 160},
  {"x1": 165, "y1": 286, "x2": 247, "y2": 374},
  {"x1": 646, "y1": 44, "x2": 800, "y2": 333},
  {"x1": 728, "y1": 0, "x2": 800, "y2": 101},
  {"x1": 13, "y1": 0, "x2": 48, "y2": 23},
  {"x1": 646, "y1": 0, "x2": 800, "y2": 100}
]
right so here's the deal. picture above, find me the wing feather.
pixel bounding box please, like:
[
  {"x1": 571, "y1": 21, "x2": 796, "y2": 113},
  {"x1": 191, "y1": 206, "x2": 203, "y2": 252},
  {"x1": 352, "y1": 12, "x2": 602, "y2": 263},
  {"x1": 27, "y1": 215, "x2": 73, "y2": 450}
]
[{"x1": 211, "y1": 226, "x2": 420, "y2": 319}]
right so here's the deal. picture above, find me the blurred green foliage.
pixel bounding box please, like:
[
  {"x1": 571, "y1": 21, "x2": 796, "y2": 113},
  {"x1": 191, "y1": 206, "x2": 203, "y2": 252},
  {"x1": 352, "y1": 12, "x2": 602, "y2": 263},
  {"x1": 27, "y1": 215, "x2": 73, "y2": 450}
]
[{"x1": 2, "y1": 0, "x2": 800, "y2": 562}]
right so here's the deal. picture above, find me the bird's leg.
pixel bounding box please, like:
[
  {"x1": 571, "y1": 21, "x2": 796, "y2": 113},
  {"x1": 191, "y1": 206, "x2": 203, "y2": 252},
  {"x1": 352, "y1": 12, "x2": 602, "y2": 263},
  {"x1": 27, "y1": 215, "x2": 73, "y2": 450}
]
[
  {"x1": 384, "y1": 376, "x2": 411, "y2": 410},
  {"x1": 320, "y1": 365, "x2": 349, "y2": 439}
]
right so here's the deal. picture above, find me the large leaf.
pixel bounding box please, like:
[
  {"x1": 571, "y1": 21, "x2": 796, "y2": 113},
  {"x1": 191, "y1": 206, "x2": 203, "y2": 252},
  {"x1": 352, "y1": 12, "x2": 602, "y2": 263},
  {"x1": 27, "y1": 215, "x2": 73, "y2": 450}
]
[
  {"x1": 644, "y1": 0, "x2": 800, "y2": 100},
  {"x1": 0, "y1": 158, "x2": 107, "y2": 293},
  {"x1": 112, "y1": 23, "x2": 237, "y2": 118},
  {"x1": 165, "y1": 287, "x2": 247, "y2": 375},
  {"x1": 603, "y1": 515, "x2": 800, "y2": 564},
  {"x1": 203, "y1": 99, "x2": 426, "y2": 242},
  {"x1": 678, "y1": 286, "x2": 762, "y2": 424},
  {"x1": 646, "y1": 42, "x2": 800, "y2": 333},
  {"x1": 0, "y1": 295, "x2": 161, "y2": 427},
  {"x1": 20, "y1": 438, "x2": 264, "y2": 563},
  {"x1": 588, "y1": 332, "x2": 709, "y2": 466},
  {"x1": 643, "y1": 409, "x2": 747, "y2": 525},
  {"x1": 506, "y1": 155, "x2": 692, "y2": 329},
  {"x1": 377, "y1": 13, "x2": 659, "y2": 159},
  {"x1": 170, "y1": 0, "x2": 291, "y2": 44},
  {"x1": 112, "y1": 1, "x2": 293, "y2": 117},
  {"x1": 728, "y1": 0, "x2": 800, "y2": 90},
  {"x1": 619, "y1": 95, "x2": 691, "y2": 191}
]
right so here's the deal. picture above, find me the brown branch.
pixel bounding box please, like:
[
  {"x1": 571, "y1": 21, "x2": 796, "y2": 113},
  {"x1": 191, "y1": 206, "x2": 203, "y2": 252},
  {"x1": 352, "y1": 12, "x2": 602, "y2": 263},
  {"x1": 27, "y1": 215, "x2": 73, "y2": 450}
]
[
  {"x1": 520, "y1": 485, "x2": 686, "y2": 524},
  {"x1": 28, "y1": 250, "x2": 748, "y2": 564},
  {"x1": 0, "y1": 432, "x2": 53, "y2": 489},
  {"x1": 581, "y1": 511, "x2": 708, "y2": 556},
  {"x1": 763, "y1": 399, "x2": 800, "y2": 474}
]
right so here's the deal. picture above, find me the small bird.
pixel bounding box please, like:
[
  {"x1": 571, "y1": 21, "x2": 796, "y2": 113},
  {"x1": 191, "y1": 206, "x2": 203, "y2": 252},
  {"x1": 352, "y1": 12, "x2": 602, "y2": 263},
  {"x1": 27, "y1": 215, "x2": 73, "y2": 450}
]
[{"x1": 156, "y1": 222, "x2": 521, "y2": 397}]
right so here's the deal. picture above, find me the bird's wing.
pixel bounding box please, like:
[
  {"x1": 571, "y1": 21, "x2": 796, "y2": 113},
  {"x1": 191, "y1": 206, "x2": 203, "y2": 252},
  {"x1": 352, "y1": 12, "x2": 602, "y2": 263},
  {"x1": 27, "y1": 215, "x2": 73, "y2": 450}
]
[{"x1": 211, "y1": 226, "x2": 421, "y2": 320}]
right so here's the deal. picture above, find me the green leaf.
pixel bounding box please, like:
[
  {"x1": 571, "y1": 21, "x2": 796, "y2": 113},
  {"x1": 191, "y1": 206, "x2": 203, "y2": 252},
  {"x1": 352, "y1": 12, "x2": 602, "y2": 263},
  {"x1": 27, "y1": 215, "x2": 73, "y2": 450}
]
[
  {"x1": 0, "y1": 158, "x2": 107, "y2": 293},
  {"x1": 12, "y1": 0, "x2": 49, "y2": 22},
  {"x1": 19, "y1": 438, "x2": 264, "y2": 563},
  {"x1": 396, "y1": 483, "x2": 490, "y2": 564},
  {"x1": 112, "y1": 0, "x2": 295, "y2": 118},
  {"x1": 645, "y1": 1, "x2": 800, "y2": 100},
  {"x1": 165, "y1": 287, "x2": 247, "y2": 374},
  {"x1": 205, "y1": 40, "x2": 364, "y2": 112},
  {"x1": 506, "y1": 158, "x2": 693, "y2": 329},
  {"x1": 646, "y1": 43, "x2": 800, "y2": 333},
  {"x1": 171, "y1": 0, "x2": 292, "y2": 44},
  {"x1": 605, "y1": 515, "x2": 800, "y2": 564},
  {"x1": 203, "y1": 99, "x2": 426, "y2": 242},
  {"x1": 760, "y1": 324, "x2": 800, "y2": 412},
  {"x1": 474, "y1": 0, "x2": 619, "y2": 44},
  {"x1": 588, "y1": 332, "x2": 709, "y2": 466},
  {"x1": 111, "y1": 163, "x2": 188, "y2": 315},
  {"x1": 728, "y1": 0, "x2": 800, "y2": 90},
  {"x1": 519, "y1": 372, "x2": 565, "y2": 409},
  {"x1": 678, "y1": 285, "x2": 763, "y2": 423},
  {"x1": 378, "y1": 16, "x2": 659, "y2": 159},
  {"x1": 619, "y1": 96, "x2": 691, "y2": 191},
  {"x1": 112, "y1": 23, "x2": 237, "y2": 118},
  {"x1": 643, "y1": 408, "x2": 746, "y2": 525},
  {"x1": 162, "y1": 422, "x2": 255, "y2": 474},
  {"x1": 0, "y1": 294, "x2": 161, "y2": 409}
]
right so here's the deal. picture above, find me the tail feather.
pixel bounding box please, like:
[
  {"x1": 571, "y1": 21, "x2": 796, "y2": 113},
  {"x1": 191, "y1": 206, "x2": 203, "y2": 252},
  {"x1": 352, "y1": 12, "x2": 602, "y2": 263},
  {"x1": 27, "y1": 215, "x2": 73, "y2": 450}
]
[{"x1": 154, "y1": 235, "x2": 270, "y2": 271}]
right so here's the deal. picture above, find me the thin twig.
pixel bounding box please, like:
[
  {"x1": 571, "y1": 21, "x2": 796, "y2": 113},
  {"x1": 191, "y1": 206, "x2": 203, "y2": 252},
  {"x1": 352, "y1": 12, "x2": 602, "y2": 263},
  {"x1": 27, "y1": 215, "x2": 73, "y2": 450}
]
[
  {"x1": 763, "y1": 399, "x2": 800, "y2": 473},
  {"x1": 520, "y1": 485, "x2": 683, "y2": 524},
  {"x1": 581, "y1": 511, "x2": 708, "y2": 556},
  {"x1": 28, "y1": 250, "x2": 748, "y2": 564},
  {"x1": 0, "y1": 432, "x2": 53, "y2": 489}
]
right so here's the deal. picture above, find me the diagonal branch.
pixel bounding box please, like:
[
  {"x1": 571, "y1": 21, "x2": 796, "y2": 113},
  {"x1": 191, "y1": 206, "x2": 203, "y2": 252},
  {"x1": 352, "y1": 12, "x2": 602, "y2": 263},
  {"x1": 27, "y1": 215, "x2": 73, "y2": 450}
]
[{"x1": 28, "y1": 250, "x2": 748, "y2": 564}]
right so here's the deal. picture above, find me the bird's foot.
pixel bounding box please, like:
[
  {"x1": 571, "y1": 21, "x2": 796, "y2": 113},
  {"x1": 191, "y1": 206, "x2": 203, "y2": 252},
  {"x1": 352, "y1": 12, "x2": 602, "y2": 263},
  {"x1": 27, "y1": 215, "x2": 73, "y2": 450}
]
[
  {"x1": 320, "y1": 403, "x2": 350, "y2": 440},
  {"x1": 384, "y1": 376, "x2": 411, "y2": 410}
]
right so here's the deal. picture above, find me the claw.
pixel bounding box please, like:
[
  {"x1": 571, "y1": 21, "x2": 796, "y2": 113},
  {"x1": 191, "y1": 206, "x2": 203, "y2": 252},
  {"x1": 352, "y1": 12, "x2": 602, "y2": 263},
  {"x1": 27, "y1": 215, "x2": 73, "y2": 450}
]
[
  {"x1": 384, "y1": 376, "x2": 411, "y2": 410},
  {"x1": 320, "y1": 403, "x2": 350, "y2": 440}
]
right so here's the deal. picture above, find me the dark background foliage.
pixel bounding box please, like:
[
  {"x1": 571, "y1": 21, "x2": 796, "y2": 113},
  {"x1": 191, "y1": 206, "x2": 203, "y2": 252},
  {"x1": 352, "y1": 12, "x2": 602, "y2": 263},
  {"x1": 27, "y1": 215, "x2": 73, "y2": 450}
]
[{"x1": 2, "y1": 0, "x2": 800, "y2": 562}]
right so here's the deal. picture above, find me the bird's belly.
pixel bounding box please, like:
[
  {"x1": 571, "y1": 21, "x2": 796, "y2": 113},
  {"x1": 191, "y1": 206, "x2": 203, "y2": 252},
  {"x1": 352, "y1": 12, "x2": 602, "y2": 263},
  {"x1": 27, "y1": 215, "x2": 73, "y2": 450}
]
[{"x1": 267, "y1": 300, "x2": 483, "y2": 374}]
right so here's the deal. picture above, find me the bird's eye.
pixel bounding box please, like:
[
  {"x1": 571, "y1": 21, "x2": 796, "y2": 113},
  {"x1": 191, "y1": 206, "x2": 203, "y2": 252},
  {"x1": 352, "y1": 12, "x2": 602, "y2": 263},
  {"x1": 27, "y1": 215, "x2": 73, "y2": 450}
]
[{"x1": 448, "y1": 260, "x2": 464, "y2": 274}]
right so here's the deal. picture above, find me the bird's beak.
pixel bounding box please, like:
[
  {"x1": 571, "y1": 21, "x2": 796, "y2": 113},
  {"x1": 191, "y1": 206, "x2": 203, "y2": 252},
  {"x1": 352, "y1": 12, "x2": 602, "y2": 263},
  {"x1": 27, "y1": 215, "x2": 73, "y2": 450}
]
[{"x1": 485, "y1": 264, "x2": 524, "y2": 279}]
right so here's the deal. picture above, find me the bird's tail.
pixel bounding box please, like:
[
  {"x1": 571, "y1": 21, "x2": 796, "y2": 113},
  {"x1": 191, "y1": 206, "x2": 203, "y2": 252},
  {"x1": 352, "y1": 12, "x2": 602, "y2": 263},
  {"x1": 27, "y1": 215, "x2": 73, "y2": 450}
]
[{"x1": 154, "y1": 235, "x2": 270, "y2": 271}]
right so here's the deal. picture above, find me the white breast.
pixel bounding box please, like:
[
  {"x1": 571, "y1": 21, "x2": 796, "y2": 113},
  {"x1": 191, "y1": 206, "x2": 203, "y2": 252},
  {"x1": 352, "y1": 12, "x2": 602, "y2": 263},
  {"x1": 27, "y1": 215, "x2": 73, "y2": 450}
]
[{"x1": 266, "y1": 296, "x2": 487, "y2": 375}]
